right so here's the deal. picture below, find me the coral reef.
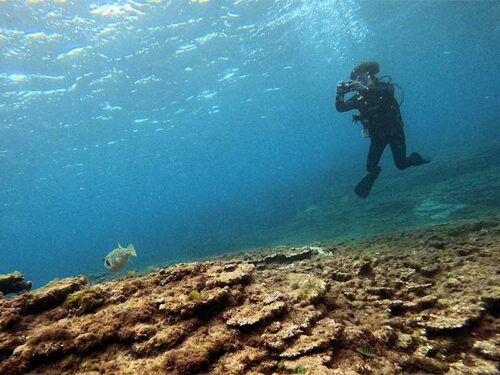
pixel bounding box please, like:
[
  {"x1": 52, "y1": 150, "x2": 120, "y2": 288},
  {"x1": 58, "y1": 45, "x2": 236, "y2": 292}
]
[
  {"x1": 0, "y1": 272, "x2": 32, "y2": 296},
  {"x1": 0, "y1": 218, "x2": 499, "y2": 374}
]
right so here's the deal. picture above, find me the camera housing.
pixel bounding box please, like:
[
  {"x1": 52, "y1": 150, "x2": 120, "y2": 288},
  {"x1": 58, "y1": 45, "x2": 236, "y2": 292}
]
[{"x1": 338, "y1": 79, "x2": 356, "y2": 93}]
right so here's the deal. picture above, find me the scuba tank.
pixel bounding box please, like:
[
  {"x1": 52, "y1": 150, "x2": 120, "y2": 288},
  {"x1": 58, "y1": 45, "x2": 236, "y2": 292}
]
[{"x1": 378, "y1": 75, "x2": 405, "y2": 106}]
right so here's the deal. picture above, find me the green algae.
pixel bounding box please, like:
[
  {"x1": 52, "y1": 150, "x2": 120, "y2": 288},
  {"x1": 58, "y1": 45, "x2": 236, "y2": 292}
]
[{"x1": 185, "y1": 290, "x2": 203, "y2": 301}]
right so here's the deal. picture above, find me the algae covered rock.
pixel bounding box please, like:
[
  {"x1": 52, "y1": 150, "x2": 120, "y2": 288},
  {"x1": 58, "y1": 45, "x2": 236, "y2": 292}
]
[
  {"x1": 0, "y1": 218, "x2": 498, "y2": 375},
  {"x1": 0, "y1": 272, "x2": 32, "y2": 296},
  {"x1": 225, "y1": 299, "x2": 286, "y2": 328},
  {"x1": 417, "y1": 300, "x2": 485, "y2": 334},
  {"x1": 64, "y1": 287, "x2": 107, "y2": 316},
  {"x1": 279, "y1": 318, "x2": 342, "y2": 359},
  {"x1": 205, "y1": 262, "x2": 255, "y2": 288},
  {"x1": 287, "y1": 273, "x2": 328, "y2": 305},
  {"x1": 473, "y1": 338, "x2": 500, "y2": 361},
  {"x1": 255, "y1": 247, "x2": 315, "y2": 266},
  {"x1": 20, "y1": 276, "x2": 88, "y2": 314},
  {"x1": 261, "y1": 308, "x2": 323, "y2": 350},
  {"x1": 159, "y1": 286, "x2": 230, "y2": 318}
]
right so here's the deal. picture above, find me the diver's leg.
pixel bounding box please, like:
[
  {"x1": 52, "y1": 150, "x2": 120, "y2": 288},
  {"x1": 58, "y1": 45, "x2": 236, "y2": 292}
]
[
  {"x1": 355, "y1": 137, "x2": 385, "y2": 198},
  {"x1": 366, "y1": 136, "x2": 386, "y2": 174},
  {"x1": 390, "y1": 129, "x2": 430, "y2": 169},
  {"x1": 390, "y1": 130, "x2": 410, "y2": 170}
]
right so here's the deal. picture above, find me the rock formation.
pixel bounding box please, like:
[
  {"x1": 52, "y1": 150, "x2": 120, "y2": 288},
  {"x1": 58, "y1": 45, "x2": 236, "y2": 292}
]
[{"x1": 0, "y1": 218, "x2": 498, "y2": 374}]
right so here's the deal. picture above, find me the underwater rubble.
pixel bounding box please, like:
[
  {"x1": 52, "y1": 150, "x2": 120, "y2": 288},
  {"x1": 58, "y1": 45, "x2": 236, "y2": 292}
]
[{"x1": 0, "y1": 218, "x2": 499, "y2": 374}]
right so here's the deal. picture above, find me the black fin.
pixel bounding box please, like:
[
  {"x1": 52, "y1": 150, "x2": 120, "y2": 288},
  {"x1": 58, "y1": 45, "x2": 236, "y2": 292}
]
[{"x1": 354, "y1": 173, "x2": 378, "y2": 199}]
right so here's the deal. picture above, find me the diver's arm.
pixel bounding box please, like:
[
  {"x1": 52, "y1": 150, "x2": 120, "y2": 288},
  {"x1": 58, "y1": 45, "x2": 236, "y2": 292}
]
[{"x1": 335, "y1": 93, "x2": 358, "y2": 112}]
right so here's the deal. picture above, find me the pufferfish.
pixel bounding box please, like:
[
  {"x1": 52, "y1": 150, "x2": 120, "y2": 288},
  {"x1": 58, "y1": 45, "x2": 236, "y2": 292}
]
[{"x1": 103, "y1": 243, "x2": 137, "y2": 271}]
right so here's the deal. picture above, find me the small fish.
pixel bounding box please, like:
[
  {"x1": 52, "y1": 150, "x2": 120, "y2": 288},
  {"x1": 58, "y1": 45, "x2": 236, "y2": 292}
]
[
  {"x1": 103, "y1": 243, "x2": 137, "y2": 271},
  {"x1": 356, "y1": 346, "x2": 377, "y2": 358}
]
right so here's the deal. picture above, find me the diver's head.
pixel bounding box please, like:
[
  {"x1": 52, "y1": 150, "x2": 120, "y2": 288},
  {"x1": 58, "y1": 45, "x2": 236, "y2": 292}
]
[
  {"x1": 354, "y1": 71, "x2": 373, "y2": 86},
  {"x1": 350, "y1": 60, "x2": 379, "y2": 84}
]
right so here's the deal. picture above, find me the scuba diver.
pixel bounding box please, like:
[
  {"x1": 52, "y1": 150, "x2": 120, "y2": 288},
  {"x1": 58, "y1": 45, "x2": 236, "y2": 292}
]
[{"x1": 335, "y1": 61, "x2": 430, "y2": 199}]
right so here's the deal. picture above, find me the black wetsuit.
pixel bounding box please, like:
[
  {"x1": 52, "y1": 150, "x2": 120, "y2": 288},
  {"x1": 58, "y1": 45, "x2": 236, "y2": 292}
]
[{"x1": 336, "y1": 79, "x2": 428, "y2": 197}]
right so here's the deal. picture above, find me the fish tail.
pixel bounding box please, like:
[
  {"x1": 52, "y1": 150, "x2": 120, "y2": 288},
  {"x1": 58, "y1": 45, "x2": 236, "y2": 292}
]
[{"x1": 127, "y1": 244, "x2": 137, "y2": 257}]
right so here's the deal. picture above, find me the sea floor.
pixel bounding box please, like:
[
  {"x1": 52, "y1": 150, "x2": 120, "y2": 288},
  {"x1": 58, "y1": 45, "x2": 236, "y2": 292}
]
[
  {"x1": 0, "y1": 217, "x2": 498, "y2": 374},
  {"x1": 271, "y1": 142, "x2": 500, "y2": 248}
]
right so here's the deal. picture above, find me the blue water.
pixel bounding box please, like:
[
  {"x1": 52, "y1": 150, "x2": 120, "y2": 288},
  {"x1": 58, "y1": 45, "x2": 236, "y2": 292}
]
[{"x1": 1, "y1": 1, "x2": 499, "y2": 288}]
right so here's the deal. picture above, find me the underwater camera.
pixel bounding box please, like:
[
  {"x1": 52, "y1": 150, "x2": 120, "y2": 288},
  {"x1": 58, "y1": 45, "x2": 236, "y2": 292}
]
[{"x1": 337, "y1": 79, "x2": 356, "y2": 93}]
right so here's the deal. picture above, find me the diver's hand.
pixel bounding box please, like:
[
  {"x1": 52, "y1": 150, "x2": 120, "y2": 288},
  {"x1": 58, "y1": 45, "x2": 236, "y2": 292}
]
[
  {"x1": 350, "y1": 81, "x2": 368, "y2": 93},
  {"x1": 336, "y1": 80, "x2": 354, "y2": 96},
  {"x1": 336, "y1": 81, "x2": 346, "y2": 96}
]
